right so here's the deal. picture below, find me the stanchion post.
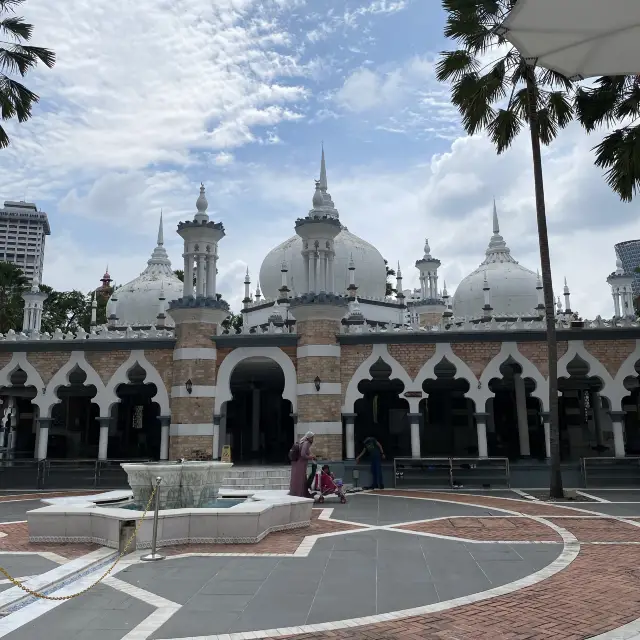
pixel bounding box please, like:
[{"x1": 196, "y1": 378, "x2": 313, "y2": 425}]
[{"x1": 141, "y1": 476, "x2": 164, "y2": 562}]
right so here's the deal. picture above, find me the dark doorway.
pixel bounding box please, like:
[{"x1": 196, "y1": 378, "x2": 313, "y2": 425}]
[
  {"x1": 0, "y1": 367, "x2": 38, "y2": 458},
  {"x1": 224, "y1": 357, "x2": 294, "y2": 464}
]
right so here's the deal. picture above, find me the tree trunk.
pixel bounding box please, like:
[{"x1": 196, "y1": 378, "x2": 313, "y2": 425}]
[{"x1": 525, "y1": 73, "x2": 563, "y2": 499}]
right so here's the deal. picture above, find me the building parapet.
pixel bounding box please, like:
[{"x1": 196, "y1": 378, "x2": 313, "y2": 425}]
[
  {"x1": 0, "y1": 325, "x2": 175, "y2": 343},
  {"x1": 216, "y1": 322, "x2": 296, "y2": 336}
]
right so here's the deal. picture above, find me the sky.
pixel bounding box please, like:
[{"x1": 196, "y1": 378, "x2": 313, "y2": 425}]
[{"x1": 0, "y1": 0, "x2": 638, "y2": 319}]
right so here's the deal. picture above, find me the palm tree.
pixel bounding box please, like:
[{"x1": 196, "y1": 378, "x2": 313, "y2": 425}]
[
  {"x1": 575, "y1": 76, "x2": 640, "y2": 202},
  {"x1": 0, "y1": 0, "x2": 55, "y2": 148},
  {"x1": 436, "y1": 0, "x2": 574, "y2": 499}
]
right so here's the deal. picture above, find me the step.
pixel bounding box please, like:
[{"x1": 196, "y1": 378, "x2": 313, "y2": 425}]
[
  {"x1": 222, "y1": 476, "x2": 289, "y2": 485},
  {"x1": 219, "y1": 483, "x2": 290, "y2": 491},
  {"x1": 223, "y1": 469, "x2": 291, "y2": 479}
]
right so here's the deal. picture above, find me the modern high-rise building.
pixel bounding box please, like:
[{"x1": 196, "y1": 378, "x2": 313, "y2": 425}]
[
  {"x1": 0, "y1": 200, "x2": 51, "y2": 285},
  {"x1": 615, "y1": 240, "x2": 640, "y2": 296}
]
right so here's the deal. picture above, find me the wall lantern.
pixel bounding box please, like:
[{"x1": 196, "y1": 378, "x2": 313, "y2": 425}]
[
  {"x1": 185, "y1": 379, "x2": 193, "y2": 395},
  {"x1": 314, "y1": 376, "x2": 321, "y2": 392}
]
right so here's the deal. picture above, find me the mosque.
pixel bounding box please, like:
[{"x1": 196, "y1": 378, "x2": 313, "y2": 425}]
[{"x1": 0, "y1": 149, "x2": 639, "y2": 486}]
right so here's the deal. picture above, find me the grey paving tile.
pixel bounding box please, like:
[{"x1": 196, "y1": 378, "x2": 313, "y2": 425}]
[
  {"x1": 152, "y1": 610, "x2": 241, "y2": 638},
  {"x1": 0, "y1": 553, "x2": 59, "y2": 576},
  {"x1": 377, "y1": 579, "x2": 440, "y2": 612},
  {"x1": 467, "y1": 545, "x2": 526, "y2": 562},
  {"x1": 0, "y1": 499, "x2": 42, "y2": 522},
  {"x1": 474, "y1": 558, "x2": 537, "y2": 585},
  {"x1": 185, "y1": 593, "x2": 253, "y2": 612},
  {"x1": 199, "y1": 579, "x2": 266, "y2": 595},
  {"x1": 586, "y1": 490, "x2": 640, "y2": 502}
]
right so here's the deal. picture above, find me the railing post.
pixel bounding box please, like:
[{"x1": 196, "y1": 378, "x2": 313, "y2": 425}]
[
  {"x1": 142, "y1": 477, "x2": 164, "y2": 562},
  {"x1": 448, "y1": 458, "x2": 453, "y2": 489},
  {"x1": 94, "y1": 461, "x2": 99, "y2": 489}
]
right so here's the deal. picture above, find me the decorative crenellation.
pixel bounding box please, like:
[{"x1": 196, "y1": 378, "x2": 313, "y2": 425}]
[
  {"x1": 217, "y1": 321, "x2": 297, "y2": 336},
  {"x1": 0, "y1": 325, "x2": 175, "y2": 342}
]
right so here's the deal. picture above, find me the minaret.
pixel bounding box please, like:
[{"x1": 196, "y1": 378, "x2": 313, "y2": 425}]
[
  {"x1": 108, "y1": 292, "x2": 118, "y2": 327},
  {"x1": 607, "y1": 256, "x2": 635, "y2": 317},
  {"x1": 441, "y1": 281, "x2": 453, "y2": 325},
  {"x1": 156, "y1": 282, "x2": 166, "y2": 328},
  {"x1": 415, "y1": 238, "x2": 441, "y2": 300},
  {"x1": 243, "y1": 268, "x2": 251, "y2": 310},
  {"x1": 278, "y1": 260, "x2": 290, "y2": 303},
  {"x1": 21, "y1": 266, "x2": 47, "y2": 335},
  {"x1": 396, "y1": 261, "x2": 406, "y2": 325},
  {"x1": 482, "y1": 271, "x2": 492, "y2": 320},
  {"x1": 90, "y1": 294, "x2": 98, "y2": 328},
  {"x1": 556, "y1": 296, "x2": 563, "y2": 316},
  {"x1": 563, "y1": 277, "x2": 572, "y2": 314},
  {"x1": 296, "y1": 148, "x2": 341, "y2": 294},
  {"x1": 255, "y1": 283, "x2": 262, "y2": 302},
  {"x1": 347, "y1": 253, "x2": 357, "y2": 299},
  {"x1": 536, "y1": 270, "x2": 545, "y2": 317}
]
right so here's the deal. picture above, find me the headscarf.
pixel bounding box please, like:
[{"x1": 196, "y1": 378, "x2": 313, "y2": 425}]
[{"x1": 300, "y1": 430, "x2": 314, "y2": 444}]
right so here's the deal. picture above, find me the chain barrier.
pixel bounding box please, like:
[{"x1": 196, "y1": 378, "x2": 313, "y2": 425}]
[{"x1": 0, "y1": 483, "x2": 158, "y2": 602}]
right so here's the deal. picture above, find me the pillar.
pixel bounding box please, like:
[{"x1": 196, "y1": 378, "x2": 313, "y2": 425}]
[
  {"x1": 513, "y1": 373, "x2": 530, "y2": 457},
  {"x1": 474, "y1": 412, "x2": 488, "y2": 458},
  {"x1": 167, "y1": 305, "x2": 228, "y2": 461},
  {"x1": 327, "y1": 254, "x2": 335, "y2": 294},
  {"x1": 610, "y1": 411, "x2": 626, "y2": 458},
  {"x1": 213, "y1": 414, "x2": 221, "y2": 460},
  {"x1": 344, "y1": 413, "x2": 356, "y2": 460},
  {"x1": 252, "y1": 387, "x2": 260, "y2": 453},
  {"x1": 158, "y1": 415, "x2": 171, "y2": 460},
  {"x1": 541, "y1": 411, "x2": 551, "y2": 459},
  {"x1": 590, "y1": 391, "x2": 604, "y2": 448},
  {"x1": 304, "y1": 249, "x2": 310, "y2": 293},
  {"x1": 197, "y1": 255, "x2": 206, "y2": 296},
  {"x1": 206, "y1": 254, "x2": 216, "y2": 297},
  {"x1": 408, "y1": 413, "x2": 421, "y2": 458},
  {"x1": 292, "y1": 301, "x2": 347, "y2": 461},
  {"x1": 36, "y1": 417, "x2": 52, "y2": 460},
  {"x1": 183, "y1": 253, "x2": 194, "y2": 298},
  {"x1": 96, "y1": 417, "x2": 111, "y2": 460}
]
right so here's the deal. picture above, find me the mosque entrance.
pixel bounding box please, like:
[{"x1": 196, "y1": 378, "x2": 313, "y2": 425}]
[
  {"x1": 222, "y1": 358, "x2": 294, "y2": 464},
  {"x1": 0, "y1": 368, "x2": 38, "y2": 458}
]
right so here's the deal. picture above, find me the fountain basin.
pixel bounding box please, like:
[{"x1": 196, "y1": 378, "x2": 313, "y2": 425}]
[
  {"x1": 27, "y1": 490, "x2": 313, "y2": 549},
  {"x1": 121, "y1": 460, "x2": 233, "y2": 509}
]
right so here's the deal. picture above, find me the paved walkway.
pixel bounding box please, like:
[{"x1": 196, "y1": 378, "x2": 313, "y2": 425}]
[{"x1": 0, "y1": 490, "x2": 638, "y2": 639}]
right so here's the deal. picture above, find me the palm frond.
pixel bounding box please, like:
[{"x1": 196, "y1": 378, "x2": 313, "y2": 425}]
[
  {"x1": 0, "y1": 1, "x2": 25, "y2": 12},
  {"x1": 0, "y1": 123, "x2": 8, "y2": 149},
  {"x1": 487, "y1": 108, "x2": 522, "y2": 153},
  {"x1": 615, "y1": 82, "x2": 640, "y2": 121},
  {"x1": 536, "y1": 108, "x2": 558, "y2": 145},
  {"x1": 435, "y1": 49, "x2": 479, "y2": 83},
  {"x1": 592, "y1": 126, "x2": 640, "y2": 202},
  {"x1": 0, "y1": 16, "x2": 31, "y2": 40},
  {"x1": 0, "y1": 75, "x2": 39, "y2": 122},
  {"x1": 444, "y1": 11, "x2": 493, "y2": 53},
  {"x1": 536, "y1": 67, "x2": 573, "y2": 92},
  {"x1": 575, "y1": 82, "x2": 622, "y2": 132},
  {"x1": 451, "y1": 73, "x2": 498, "y2": 135},
  {"x1": 547, "y1": 91, "x2": 573, "y2": 130}
]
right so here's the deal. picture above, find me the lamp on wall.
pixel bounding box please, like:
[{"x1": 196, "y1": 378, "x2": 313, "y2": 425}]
[
  {"x1": 314, "y1": 376, "x2": 321, "y2": 392},
  {"x1": 185, "y1": 379, "x2": 193, "y2": 395}
]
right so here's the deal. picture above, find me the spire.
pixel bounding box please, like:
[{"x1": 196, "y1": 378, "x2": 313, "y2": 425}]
[
  {"x1": 157, "y1": 210, "x2": 164, "y2": 246},
  {"x1": 483, "y1": 199, "x2": 516, "y2": 265},
  {"x1": 492, "y1": 198, "x2": 499, "y2": 234},
  {"x1": 195, "y1": 182, "x2": 209, "y2": 223},
  {"x1": 424, "y1": 238, "x2": 431, "y2": 259},
  {"x1": 319, "y1": 143, "x2": 327, "y2": 192}
]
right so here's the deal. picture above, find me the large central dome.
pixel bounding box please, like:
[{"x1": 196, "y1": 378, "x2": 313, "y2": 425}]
[
  {"x1": 453, "y1": 203, "x2": 539, "y2": 319},
  {"x1": 258, "y1": 149, "x2": 387, "y2": 300}
]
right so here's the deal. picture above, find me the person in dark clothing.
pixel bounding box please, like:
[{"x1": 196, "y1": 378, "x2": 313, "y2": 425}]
[{"x1": 356, "y1": 436, "x2": 385, "y2": 490}]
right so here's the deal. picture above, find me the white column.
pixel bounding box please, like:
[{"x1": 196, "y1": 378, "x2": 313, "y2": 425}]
[
  {"x1": 304, "y1": 251, "x2": 310, "y2": 293},
  {"x1": 213, "y1": 415, "x2": 220, "y2": 461},
  {"x1": 97, "y1": 417, "x2": 110, "y2": 460},
  {"x1": 318, "y1": 250, "x2": 325, "y2": 291},
  {"x1": 408, "y1": 413, "x2": 421, "y2": 458},
  {"x1": 327, "y1": 254, "x2": 335, "y2": 294},
  {"x1": 475, "y1": 413, "x2": 488, "y2": 458},
  {"x1": 197, "y1": 255, "x2": 206, "y2": 296},
  {"x1": 183, "y1": 252, "x2": 194, "y2": 297},
  {"x1": 252, "y1": 387, "x2": 260, "y2": 452},
  {"x1": 610, "y1": 411, "x2": 626, "y2": 457},
  {"x1": 308, "y1": 252, "x2": 316, "y2": 293},
  {"x1": 613, "y1": 289, "x2": 620, "y2": 316},
  {"x1": 206, "y1": 254, "x2": 216, "y2": 297},
  {"x1": 159, "y1": 416, "x2": 170, "y2": 460},
  {"x1": 36, "y1": 418, "x2": 51, "y2": 460},
  {"x1": 513, "y1": 373, "x2": 531, "y2": 457},
  {"x1": 542, "y1": 412, "x2": 551, "y2": 458},
  {"x1": 345, "y1": 414, "x2": 355, "y2": 459}
]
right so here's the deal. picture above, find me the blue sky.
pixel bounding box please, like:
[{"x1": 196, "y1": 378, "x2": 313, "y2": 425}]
[{"x1": 0, "y1": 0, "x2": 638, "y2": 318}]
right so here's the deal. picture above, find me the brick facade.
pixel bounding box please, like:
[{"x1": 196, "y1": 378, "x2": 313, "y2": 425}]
[
  {"x1": 297, "y1": 356, "x2": 340, "y2": 384},
  {"x1": 387, "y1": 344, "x2": 436, "y2": 380},
  {"x1": 584, "y1": 339, "x2": 636, "y2": 377},
  {"x1": 297, "y1": 320, "x2": 341, "y2": 346},
  {"x1": 451, "y1": 342, "x2": 502, "y2": 378},
  {"x1": 84, "y1": 350, "x2": 132, "y2": 384},
  {"x1": 341, "y1": 344, "x2": 372, "y2": 403},
  {"x1": 26, "y1": 352, "x2": 72, "y2": 384},
  {"x1": 311, "y1": 434, "x2": 342, "y2": 460},
  {"x1": 169, "y1": 436, "x2": 213, "y2": 460}
]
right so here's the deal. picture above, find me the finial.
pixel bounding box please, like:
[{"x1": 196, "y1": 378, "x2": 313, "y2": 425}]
[
  {"x1": 483, "y1": 271, "x2": 489, "y2": 287},
  {"x1": 424, "y1": 238, "x2": 431, "y2": 258},
  {"x1": 244, "y1": 267, "x2": 250, "y2": 283},
  {"x1": 319, "y1": 143, "x2": 327, "y2": 191},
  {"x1": 196, "y1": 182, "x2": 208, "y2": 214},
  {"x1": 443, "y1": 280, "x2": 448, "y2": 296},
  {"x1": 157, "y1": 210, "x2": 164, "y2": 246},
  {"x1": 492, "y1": 198, "x2": 499, "y2": 235},
  {"x1": 397, "y1": 260, "x2": 402, "y2": 277},
  {"x1": 312, "y1": 180, "x2": 324, "y2": 208}
]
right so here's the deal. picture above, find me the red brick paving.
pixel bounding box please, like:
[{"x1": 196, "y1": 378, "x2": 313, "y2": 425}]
[
  {"x1": 0, "y1": 522, "x2": 100, "y2": 560},
  {"x1": 162, "y1": 510, "x2": 367, "y2": 556},
  {"x1": 548, "y1": 517, "x2": 640, "y2": 543},
  {"x1": 0, "y1": 491, "x2": 102, "y2": 503},
  {"x1": 397, "y1": 517, "x2": 562, "y2": 542}
]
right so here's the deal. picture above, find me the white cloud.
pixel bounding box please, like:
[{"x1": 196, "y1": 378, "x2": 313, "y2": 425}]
[{"x1": 214, "y1": 152, "x2": 235, "y2": 166}]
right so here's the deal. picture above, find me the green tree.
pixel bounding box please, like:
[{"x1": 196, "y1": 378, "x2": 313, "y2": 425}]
[
  {"x1": 436, "y1": 0, "x2": 574, "y2": 499},
  {"x1": 222, "y1": 312, "x2": 243, "y2": 333},
  {"x1": 575, "y1": 76, "x2": 640, "y2": 202},
  {"x1": 0, "y1": 261, "x2": 28, "y2": 332},
  {"x1": 40, "y1": 285, "x2": 90, "y2": 334},
  {"x1": 173, "y1": 269, "x2": 195, "y2": 287},
  {"x1": 0, "y1": 0, "x2": 55, "y2": 148},
  {"x1": 384, "y1": 259, "x2": 396, "y2": 297}
]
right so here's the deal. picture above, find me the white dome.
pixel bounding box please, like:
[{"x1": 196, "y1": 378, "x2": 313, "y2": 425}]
[
  {"x1": 452, "y1": 205, "x2": 539, "y2": 319},
  {"x1": 259, "y1": 227, "x2": 388, "y2": 300},
  {"x1": 107, "y1": 215, "x2": 184, "y2": 327}
]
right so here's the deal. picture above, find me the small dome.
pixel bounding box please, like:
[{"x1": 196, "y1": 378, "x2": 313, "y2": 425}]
[
  {"x1": 259, "y1": 228, "x2": 387, "y2": 300},
  {"x1": 452, "y1": 202, "x2": 539, "y2": 318},
  {"x1": 106, "y1": 214, "x2": 183, "y2": 327}
]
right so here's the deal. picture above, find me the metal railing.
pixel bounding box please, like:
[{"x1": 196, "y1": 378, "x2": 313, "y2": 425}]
[
  {"x1": 393, "y1": 457, "x2": 510, "y2": 489},
  {"x1": 0, "y1": 458, "x2": 152, "y2": 491},
  {"x1": 581, "y1": 456, "x2": 640, "y2": 488}
]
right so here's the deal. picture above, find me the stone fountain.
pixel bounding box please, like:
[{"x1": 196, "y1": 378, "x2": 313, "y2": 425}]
[{"x1": 121, "y1": 461, "x2": 233, "y2": 509}]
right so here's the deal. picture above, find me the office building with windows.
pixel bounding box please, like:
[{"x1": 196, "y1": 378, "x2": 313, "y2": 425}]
[
  {"x1": 0, "y1": 200, "x2": 51, "y2": 285},
  {"x1": 615, "y1": 240, "x2": 640, "y2": 296}
]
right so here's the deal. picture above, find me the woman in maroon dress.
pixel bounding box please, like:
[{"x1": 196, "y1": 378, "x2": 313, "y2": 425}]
[{"x1": 289, "y1": 431, "x2": 315, "y2": 497}]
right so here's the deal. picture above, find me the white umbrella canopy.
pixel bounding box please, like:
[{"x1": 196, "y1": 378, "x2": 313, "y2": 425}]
[{"x1": 498, "y1": 0, "x2": 640, "y2": 79}]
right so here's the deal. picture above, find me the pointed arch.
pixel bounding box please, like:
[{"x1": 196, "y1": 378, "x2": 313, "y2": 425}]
[
  {"x1": 413, "y1": 343, "x2": 481, "y2": 405},
  {"x1": 478, "y1": 342, "x2": 549, "y2": 411},
  {"x1": 557, "y1": 340, "x2": 614, "y2": 403},
  {"x1": 104, "y1": 350, "x2": 170, "y2": 416},
  {"x1": 215, "y1": 347, "x2": 297, "y2": 413},
  {"x1": 41, "y1": 351, "x2": 108, "y2": 418},
  {"x1": 609, "y1": 339, "x2": 640, "y2": 411},
  {"x1": 342, "y1": 343, "x2": 413, "y2": 413},
  {"x1": 0, "y1": 352, "x2": 46, "y2": 414}
]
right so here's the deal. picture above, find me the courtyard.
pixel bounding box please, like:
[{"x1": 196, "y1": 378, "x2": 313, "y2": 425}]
[{"x1": 0, "y1": 489, "x2": 637, "y2": 639}]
